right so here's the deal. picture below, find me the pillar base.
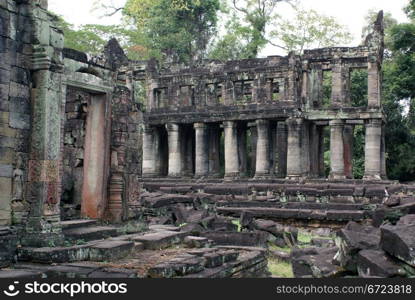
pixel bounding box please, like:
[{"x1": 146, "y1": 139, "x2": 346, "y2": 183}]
[
  {"x1": 363, "y1": 174, "x2": 382, "y2": 181},
  {"x1": 254, "y1": 172, "x2": 272, "y2": 180},
  {"x1": 224, "y1": 173, "x2": 240, "y2": 181},
  {"x1": 329, "y1": 173, "x2": 346, "y2": 180}
]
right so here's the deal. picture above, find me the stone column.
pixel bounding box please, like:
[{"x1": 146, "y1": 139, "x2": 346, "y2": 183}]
[
  {"x1": 142, "y1": 125, "x2": 158, "y2": 177},
  {"x1": 329, "y1": 120, "x2": 346, "y2": 179},
  {"x1": 343, "y1": 125, "x2": 354, "y2": 179},
  {"x1": 318, "y1": 126, "x2": 326, "y2": 178},
  {"x1": 309, "y1": 123, "x2": 320, "y2": 178},
  {"x1": 364, "y1": 119, "x2": 382, "y2": 180},
  {"x1": 286, "y1": 118, "x2": 303, "y2": 178},
  {"x1": 22, "y1": 8, "x2": 65, "y2": 245},
  {"x1": 368, "y1": 59, "x2": 381, "y2": 108},
  {"x1": 223, "y1": 121, "x2": 239, "y2": 179},
  {"x1": 275, "y1": 122, "x2": 287, "y2": 178},
  {"x1": 194, "y1": 123, "x2": 209, "y2": 177},
  {"x1": 166, "y1": 123, "x2": 182, "y2": 177},
  {"x1": 208, "y1": 124, "x2": 221, "y2": 177},
  {"x1": 255, "y1": 119, "x2": 271, "y2": 177},
  {"x1": 381, "y1": 123, "x2": 387, "y2": 179},
  {"x1": 331, "y1": 59, "x2": 350, "y2": 108}
]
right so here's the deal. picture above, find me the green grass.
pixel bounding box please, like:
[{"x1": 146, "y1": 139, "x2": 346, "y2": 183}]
[
  {"x1": 297, "y1": 230, "x2": 333, "y2": 245},
  {"x1": 268, "y1": 258, "x2": 294, "y2": 278},
  {"x1": 269, "y1": 244, "x2": 291, "y2": 253},
  {"x1": 231, "y1": 219, "x2": 242, "y2": 232}
]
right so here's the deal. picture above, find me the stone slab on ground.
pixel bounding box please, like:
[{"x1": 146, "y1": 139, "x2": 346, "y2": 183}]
[
  {"x1": 335, "y1": 222, "x2": 381, "y2": 272},
  {"x1": 200, "y1": 231, "x2": 268, "y2": 247},
  {"x1": 132, "y1": 231, "x2": 188, "y2": 250},
  {"x1": 184, "y1": 236, "x2": 210, "y2": 248},
  {"x1": 0, "y1": 269, "x2": 43, "y2": 278},
  {"x1": 61, "y1": 219, "x2": 98, "y2": 230},
  {"x1": 63, "y1": 226, "x2": 118, "y2": 242},
  {"x1": 380, "y1": 224, "x2": 415, "y2": 267},
  {"x1": 18, "y1": 243, "x2": 93, "y2": 263},
  {"x1": 291, "y1": 247, "x2": 342, "y2": 278},
  {"x1": 89, "y1": 240, "x2": 135, "y2": 261},
  {"x1": 182, "y1": 250, "x2": 268, "y2": 278},
  {"x1": 357, "y1": 249, "x2": 405, "y2": 278},
  {"x1": 148, "y1": 254, "x2": 205, "y2": 278}
]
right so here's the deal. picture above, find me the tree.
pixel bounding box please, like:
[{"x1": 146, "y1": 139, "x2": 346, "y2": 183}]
[
  {"x1": 123, "y1": 0, "x2": 221, "y2": 64},
  {"x1": 269, "y1": 7, "x2": 352, "y2": 54},
  {"x1": 229, "y1": 0, "x2": 291, "y2": 58}
]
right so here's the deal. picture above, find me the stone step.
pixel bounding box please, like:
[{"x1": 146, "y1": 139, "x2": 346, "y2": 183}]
[
  {"x1": 217, "y1": 201, "x2": 365, "y2": 210},
  {"x1": 61, "y1": 219, "x2": 98, "y2": 230},
  {"x1": 89, "y1": 240, "x2": 135, "y2": 261},
  {"x1": 133, "y1": 231, "x2": 187, "y2": 250},
  {"x1": 63, "y1": 226, "x2": 118, "y2": 242},
  {"x1": 217, "y1": 207, "x2": 366, "y2": 222}
]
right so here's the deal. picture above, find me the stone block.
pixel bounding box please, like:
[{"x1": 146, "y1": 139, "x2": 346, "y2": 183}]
[
  {"x1": 9, "y1": 112, "x2": 30, "y2": 129},
  {"x1": 380, "y1": 224, "x2": 415, "y2": 267},
  {"x1": 334, "y1": 222, "x2": 381, "y2": 272},
  {"x1": 0, "y1": 163, "x2": 12, "y2": 177},
  {"x1": 357, "y1": 249, "x2": 405, "y2": 278}
]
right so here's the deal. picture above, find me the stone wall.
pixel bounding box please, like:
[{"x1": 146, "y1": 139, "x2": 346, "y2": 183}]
[{"x1": 0, "y1": 0, "x2": 34, "y2": 225}]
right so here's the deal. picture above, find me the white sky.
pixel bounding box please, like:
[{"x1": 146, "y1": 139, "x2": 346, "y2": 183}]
[{"x1": 48, "y1": 0, "x2": 409, "y2": 56}]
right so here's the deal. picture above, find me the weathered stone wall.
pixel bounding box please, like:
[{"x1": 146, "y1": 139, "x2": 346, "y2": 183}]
[{"x1": 0, "y1": 1, "x2": 34, "y2": 225}]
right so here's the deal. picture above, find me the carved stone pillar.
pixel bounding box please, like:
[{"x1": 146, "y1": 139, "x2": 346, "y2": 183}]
[
  {"x1": 208, "y1": 124, "x2": 221, "y2": 177},
  {"x1": 329, "y1": 120, "x2": 346, "y2": 179},
  {"x1": 194, "y1": 123, "x2": 209, "y2": 177},
  {"x1": 167, "y1": 123, "x2": 182, "y2": 177},
  {"x1": 223, "y1": 121, "x2": 239, "y2": 179},
  {"x1": 286, "y1": 118, "x2": 303, "y2": 178},
  {"x1": 368, "y1": 59, "x2": 381, "y2": 108},
  {"x1": 275, "y1": 121, "x2": 287, "y2": 178},
  {"x1": 142, "y1": 125, "x2": 158, "y2": 177},
  {"x1": 381, "y1": 123, "x2": 387, "y2": 179},
  {"x1": 343, "y1": 125, "x2": 354, "y2": 179},
  {"x1": 364, "y1": 119, "x2": 382, "y2": 180},
  {"x1": 255, "y1": 119, "x2": 271, "y2": 177}
]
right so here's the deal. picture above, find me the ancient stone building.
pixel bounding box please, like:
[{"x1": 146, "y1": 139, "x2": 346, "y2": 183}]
[
  {"x1": 0, "y1": 1, "x2": 400, "y2": 239},
  {"x1": 141, "y1": 15, "x2": 386, "y2": 182}
]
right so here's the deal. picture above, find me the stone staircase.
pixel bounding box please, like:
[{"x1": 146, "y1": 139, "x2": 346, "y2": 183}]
[
  {"x1": 17, "y1": 220, "x2": 189, "y2": 264},
  {"x1": 137, "y1": 180, "x2": 398, "y2": 226}
]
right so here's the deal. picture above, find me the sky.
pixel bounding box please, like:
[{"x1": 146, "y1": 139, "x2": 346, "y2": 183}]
[{"x1": 48, "y1": 0, "x2": 410, "y2": 56}]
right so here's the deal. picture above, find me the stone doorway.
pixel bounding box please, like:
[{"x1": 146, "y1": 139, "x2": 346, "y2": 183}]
[{"x1": 62, "y1": 88, "x2": 110, "y2": 220}]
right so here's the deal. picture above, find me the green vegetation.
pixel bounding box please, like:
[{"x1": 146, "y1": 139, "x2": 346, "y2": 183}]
[
  {"x1": 268, "y1": 258, "x2": 293, "y2": 278},
  {"x1": 231, "y1": 219, "x2": 242, "y2": 232}
]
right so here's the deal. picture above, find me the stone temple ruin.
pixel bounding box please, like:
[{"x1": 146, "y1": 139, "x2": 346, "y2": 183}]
[{"x1": 1, "y1": 0, "x2": 415, "y2": 278}]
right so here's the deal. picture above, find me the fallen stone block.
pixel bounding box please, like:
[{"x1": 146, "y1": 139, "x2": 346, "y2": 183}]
[
  {"x1": 133, "y1": 231, "x2": 187, "y2": 250},
  {"x1": 291, "y1": 247, "x2": 341, "y2": 278},
  {"x1": 200, "y1": 231, "x2": 268, "y2": 247},
  {"x1": 184, "y1": 236, "x2": 210, "y2": 248},
  {"x1": 148, "y1": 255, "x2": 205, "y2": 278},
  {"x1": 334, "y1": 222, "x2": 381, "y2": 272},
  {"x1": 63, "y1": 226, "x2": 118, "y2": 242},
  {"x1": 357, "y1": 249, "x2": 406, "y2": 278},
  {"x1": 380, "y1": 224, "x2": 415, "y2": 267},
  {"x1": 0, "y1": 269, "x2": 43, "y2": 278},
  {"x1": 89, "y1": 240, "x2": 134, "y2": 261}
]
